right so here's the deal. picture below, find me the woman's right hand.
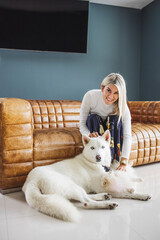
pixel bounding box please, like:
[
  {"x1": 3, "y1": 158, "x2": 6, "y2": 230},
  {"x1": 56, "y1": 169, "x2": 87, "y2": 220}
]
[{"x1": 89, "y1": 132, "x2": 99, "y2": 138}]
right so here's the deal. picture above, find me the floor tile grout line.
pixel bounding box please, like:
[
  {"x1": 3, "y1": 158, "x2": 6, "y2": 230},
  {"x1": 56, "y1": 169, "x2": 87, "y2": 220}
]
[
  {"x1": 0, "y1": 194, "x2": 7, "y2": 221},
  {"x1": 3, "y1": 195, "x2": 10, "y2": 240},
  {"x1": 3, "y1": 192, "x2": 41, "y2": 221},
  {"x1": 117, "y1": 213, "x2": 147, "y2": 240},
  {"x1": 4, "y1": 213, "x2": 42, "y2": 221}
]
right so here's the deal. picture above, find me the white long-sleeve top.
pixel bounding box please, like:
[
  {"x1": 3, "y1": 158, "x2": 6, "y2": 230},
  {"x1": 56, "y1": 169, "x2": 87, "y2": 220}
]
[{"x1": 79, "y1": 89, "x2": 132, "y2": 159}]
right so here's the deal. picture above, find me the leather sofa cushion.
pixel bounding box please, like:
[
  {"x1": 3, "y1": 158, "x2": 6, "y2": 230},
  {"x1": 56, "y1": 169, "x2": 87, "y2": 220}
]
[
  {"x1": 33, "y1": 128, "x2": 83, "y2": 167},
  {"x1": 128, "y1": 101, "x2": 160, "y2": 123},
  {"x1": 130, "y1": 123, "x2": 160, "y2": 165},
  {"x1": 28, "y1": 100, "x2": 81, "y2": 129}
]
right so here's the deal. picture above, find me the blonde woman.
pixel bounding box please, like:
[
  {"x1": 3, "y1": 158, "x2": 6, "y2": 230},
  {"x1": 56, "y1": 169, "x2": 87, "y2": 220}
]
[{"x1": 79, "y1": 73, "x2": 132, "y2": 171}]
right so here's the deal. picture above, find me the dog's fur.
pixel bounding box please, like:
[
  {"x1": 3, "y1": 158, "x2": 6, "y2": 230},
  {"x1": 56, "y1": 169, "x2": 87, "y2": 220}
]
[
  {"x1": 23, "y1": 130, "x2": 151, "y2": 222},
  {"x1": 101, "y1": 160, "x2": 151, "y2": 201},
  {"x1": 22, "y1": 130, "x2": 118, "y2": 222}
]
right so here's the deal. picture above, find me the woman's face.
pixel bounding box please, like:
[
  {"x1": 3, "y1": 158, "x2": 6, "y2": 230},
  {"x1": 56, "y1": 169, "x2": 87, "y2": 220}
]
[{"x1": 101, "y1": 84, "x2": 119, "y2": 105}]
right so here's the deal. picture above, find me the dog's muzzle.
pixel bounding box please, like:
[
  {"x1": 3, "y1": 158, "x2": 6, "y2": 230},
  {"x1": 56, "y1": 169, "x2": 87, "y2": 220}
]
[{"x1": 103, "y1": 166, "x2": 110, "y2": 172}]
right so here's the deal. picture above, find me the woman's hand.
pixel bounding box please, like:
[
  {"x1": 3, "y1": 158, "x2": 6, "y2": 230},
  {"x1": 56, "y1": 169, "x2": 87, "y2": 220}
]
[
  {"x1": 116, "y1": 163, "x2": 127, "y2": 171},
  {"x1": 89, "y1": 132, "x2": 99, "y2": 138},
  {"x1": 116, "y1": 158, "x2": 128, "y2": 171}
]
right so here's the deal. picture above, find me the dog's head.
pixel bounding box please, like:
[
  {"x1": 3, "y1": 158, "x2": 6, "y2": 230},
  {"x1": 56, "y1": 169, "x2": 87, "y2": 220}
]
[{"x1": 82, "y1": 130, "x2": 111, "y2": 168}]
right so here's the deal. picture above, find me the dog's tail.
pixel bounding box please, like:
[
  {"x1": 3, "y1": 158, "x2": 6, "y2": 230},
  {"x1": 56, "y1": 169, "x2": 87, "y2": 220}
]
[{"x1": 23, "y1": 181, "x2": 81, "y2": 222}]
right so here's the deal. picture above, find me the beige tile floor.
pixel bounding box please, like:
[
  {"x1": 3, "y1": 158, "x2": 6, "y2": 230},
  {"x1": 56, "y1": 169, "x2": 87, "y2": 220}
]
[{"x1": 0, "y1": 162, "x2": 160, "y2": 240}]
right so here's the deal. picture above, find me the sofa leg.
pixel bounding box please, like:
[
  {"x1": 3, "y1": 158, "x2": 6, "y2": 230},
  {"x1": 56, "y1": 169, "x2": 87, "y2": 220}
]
[{"x1": 0, "y1": 187, "x2": 22, "y2": 195}]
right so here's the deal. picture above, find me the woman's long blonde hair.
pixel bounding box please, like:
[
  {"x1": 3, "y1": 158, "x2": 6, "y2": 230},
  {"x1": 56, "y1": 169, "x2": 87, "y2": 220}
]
[{"x1": 101, "y1": 73, "x2": 127, "y2": 124}]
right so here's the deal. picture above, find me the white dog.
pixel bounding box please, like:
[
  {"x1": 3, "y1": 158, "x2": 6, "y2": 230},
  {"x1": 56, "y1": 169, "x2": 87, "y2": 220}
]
[
  {"x1": 22, "y1": 130, "x2": 118, "y2": 222},
  {"x1": 23, "y1": 130, "x2": 151, "y2": 222},
  {"x1": 101, "y1": 160, "x2": 151, "y2": 201}
]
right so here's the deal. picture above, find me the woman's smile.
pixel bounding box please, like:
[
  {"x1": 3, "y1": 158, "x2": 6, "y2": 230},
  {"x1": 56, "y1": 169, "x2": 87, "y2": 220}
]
[{"x1": 101, "y1": 84, "x2": 119, "y2": 105}]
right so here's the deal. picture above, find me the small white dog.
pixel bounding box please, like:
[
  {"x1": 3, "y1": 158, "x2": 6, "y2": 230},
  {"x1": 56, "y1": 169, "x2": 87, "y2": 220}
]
[
  {"x1": 101, "y1": 160, "x2": 151, "y2": 201},
  {"x1": 22, "y1": 130, "x2": 118, "y2": 222}
]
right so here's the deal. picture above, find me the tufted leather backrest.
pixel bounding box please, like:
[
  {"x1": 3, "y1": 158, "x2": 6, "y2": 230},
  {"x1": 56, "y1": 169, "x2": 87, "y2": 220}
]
[
  {"x1": 28, "y1": 100, "x2": 81, "y2": 129},
  {"x1": 128, "y1": 101, "x2": 160, "y2": 124},
  {"x1": 28, "y1": 100, "x2": 160, "y2": 129}
]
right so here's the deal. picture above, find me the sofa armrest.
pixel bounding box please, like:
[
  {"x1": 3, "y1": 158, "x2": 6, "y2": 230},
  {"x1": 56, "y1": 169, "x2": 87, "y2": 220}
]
[
  {"x1": 0, "y1": 98, "x2": 33, "y2": 190},
  {"x1": 128, "y1": 101, "x2": 160, "y2": 123}
]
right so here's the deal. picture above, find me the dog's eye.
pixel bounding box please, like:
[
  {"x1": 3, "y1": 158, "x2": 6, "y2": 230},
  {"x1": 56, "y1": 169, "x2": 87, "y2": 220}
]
[
  {"x1": 101, "y1": 146, "x2": 105, "y2": 149},
  {"x1": 90, "y1": 146, "x2": 95, "y2": 150}
]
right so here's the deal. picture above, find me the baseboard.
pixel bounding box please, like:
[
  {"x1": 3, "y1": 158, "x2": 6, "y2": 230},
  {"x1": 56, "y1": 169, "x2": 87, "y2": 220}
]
[{"x1": 0, "y1": 187, "x2": 22, "y2": 194}]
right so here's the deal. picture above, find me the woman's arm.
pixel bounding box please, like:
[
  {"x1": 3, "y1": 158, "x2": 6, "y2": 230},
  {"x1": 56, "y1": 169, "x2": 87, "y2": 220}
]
[
  {"x1": 117, "y1": 105, "x2": 132, "y2": 170},
  {"x1": 79, "y1": 91, "x2": 91, "y2": 136}
]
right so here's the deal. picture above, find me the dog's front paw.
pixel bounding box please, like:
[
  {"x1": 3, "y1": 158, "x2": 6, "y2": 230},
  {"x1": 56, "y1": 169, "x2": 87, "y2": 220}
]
[{"x1": 108, "y1": 203, "x2": 118, "y2": 209}]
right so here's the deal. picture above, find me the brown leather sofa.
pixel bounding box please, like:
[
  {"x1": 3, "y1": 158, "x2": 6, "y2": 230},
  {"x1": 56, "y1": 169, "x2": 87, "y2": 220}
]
[{"x1": 0, "y1": 98, "x2": 160, "y2": 193}]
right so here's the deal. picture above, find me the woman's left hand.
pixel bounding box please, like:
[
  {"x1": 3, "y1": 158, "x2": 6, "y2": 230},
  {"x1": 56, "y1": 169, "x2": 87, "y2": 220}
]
[
  {"x1": 116, "y1": 158, "x2": 128, "y2": 171},
  {"x1": 116, "y1": 163, "x2": 127, "y2": 171}
]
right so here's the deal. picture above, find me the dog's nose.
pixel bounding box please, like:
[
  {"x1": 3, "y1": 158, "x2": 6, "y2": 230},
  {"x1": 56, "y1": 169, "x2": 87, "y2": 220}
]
[
  {"x1": 104, "y1": 166, "x2": 110, "y2": 172},
  {"x1": 96, "y1": 155, "x2": 101, "y2": 162}
]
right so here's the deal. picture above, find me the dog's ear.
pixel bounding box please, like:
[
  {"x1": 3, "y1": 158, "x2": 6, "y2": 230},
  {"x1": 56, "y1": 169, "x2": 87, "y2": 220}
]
[
  {"x1": 103, "y1": 130, "x2": 110, "y2": 142},
  {"x1": 82, "y1": 135, "x2": 90, "y2": 146}
]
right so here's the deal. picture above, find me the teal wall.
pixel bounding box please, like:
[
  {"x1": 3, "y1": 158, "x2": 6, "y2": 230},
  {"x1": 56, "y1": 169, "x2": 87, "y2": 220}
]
[
  {"x1": 141, "y1": 0, "x2": 160, "y2": 100},
  {"x1": 0, "y1": 3, "x2": 141, "y2": 101}
]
